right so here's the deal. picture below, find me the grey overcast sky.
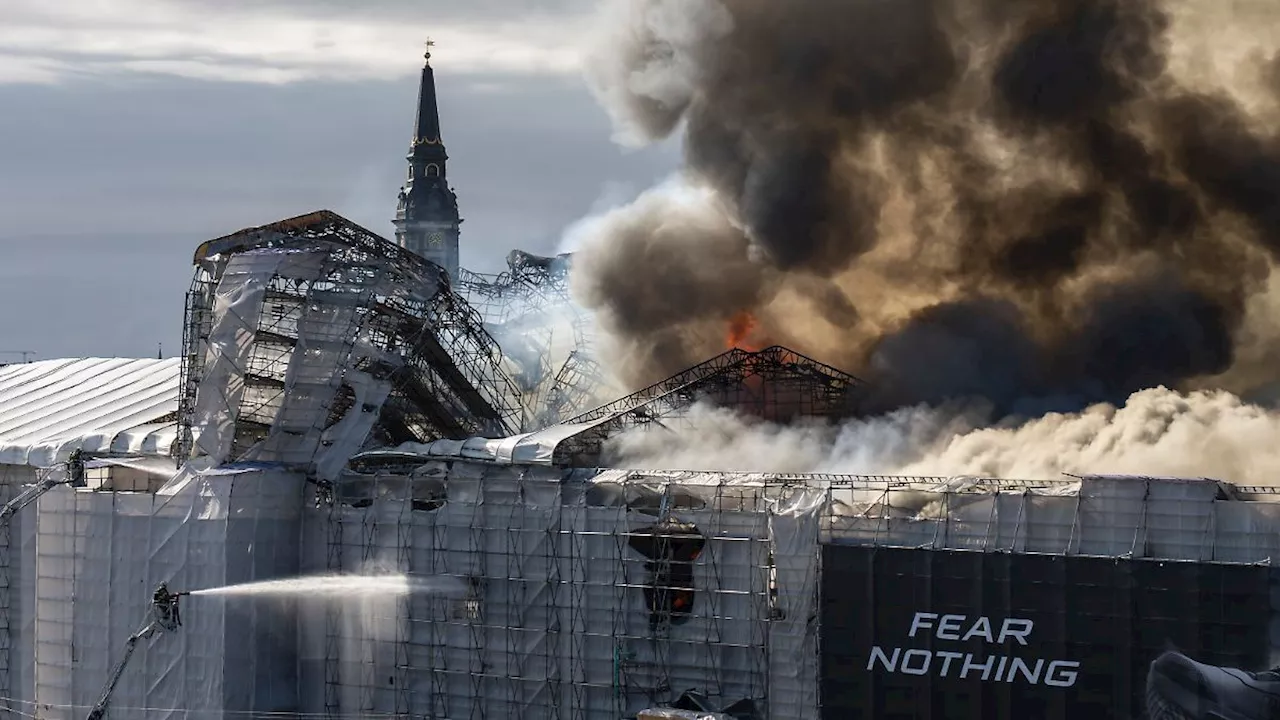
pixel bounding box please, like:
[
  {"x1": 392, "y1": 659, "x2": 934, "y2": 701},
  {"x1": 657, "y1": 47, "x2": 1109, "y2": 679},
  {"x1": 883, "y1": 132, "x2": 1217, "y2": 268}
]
[{"x1": 0, "y1": 0, "x2": 679, "y2": 360}]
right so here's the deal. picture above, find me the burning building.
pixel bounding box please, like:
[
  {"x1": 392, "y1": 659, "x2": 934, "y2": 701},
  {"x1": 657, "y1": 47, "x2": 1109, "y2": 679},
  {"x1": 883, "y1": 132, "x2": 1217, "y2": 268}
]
[
  {"x1": 0, "y1": 3, "x2": 1279, "y2": 718},
  {"x1": 2, "y1": 320, "x2": 1280, "y2": 720},
  {"x1": 0, "y1": 207, "x2": 1275, "y2": 719}
]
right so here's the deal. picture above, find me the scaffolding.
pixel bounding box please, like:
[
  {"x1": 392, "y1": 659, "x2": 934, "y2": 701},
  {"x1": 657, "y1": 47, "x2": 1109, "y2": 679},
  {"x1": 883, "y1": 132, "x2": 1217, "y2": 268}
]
[
  {"x1": 549, "y1": 346, "x2": 870, "y2": 467},
  {"x1": 0, "y1": 465, "x2": 22, "y2": 714},
  {"x1": 27, "y1": 464, "x2": 307, "y2": 719},
  {"x1": 306, "y1": 464, "x2": 824, "y2": 720},
  {"x1": 817, "y1": 473, "x2": 1280, "y2": 561},
  {"x1": 0, "y1": 461, "x2": 65, "y2": 718},
  {"x1": 299, "y1": 467, "x2": 1280, "y2": 720},
  {"x1": 813, "y1": 475, "x2": 1280, "y2": 720},
  {"x1": 174, "y1": 211, "x2": 523, "y2": 471},
  {"x1": 456, "y1": 250, "x2": 608, "y2": 430}
]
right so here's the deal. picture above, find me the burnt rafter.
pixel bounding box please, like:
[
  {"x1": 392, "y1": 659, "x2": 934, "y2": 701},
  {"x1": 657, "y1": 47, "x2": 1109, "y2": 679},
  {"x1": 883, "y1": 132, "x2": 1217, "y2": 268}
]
[
  {"x1": 456, "y1": 250, "x2": 608, "y2": 430},
  {"x1": 565, "y1": 345, "x2": 867, "y2": 423},
  {"x1": 177, "y1": 210, "x2": 522, "y2": 467},
  {"x1": 551, "y1": 345, "x2": 870, "y2": 467},
  {"x1": 194, "y1": 210, "x2": 441, "y2": 275}
]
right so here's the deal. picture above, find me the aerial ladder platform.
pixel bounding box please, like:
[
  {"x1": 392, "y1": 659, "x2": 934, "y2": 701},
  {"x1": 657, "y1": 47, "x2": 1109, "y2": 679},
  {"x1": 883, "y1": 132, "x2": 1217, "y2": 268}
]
[
  {"x1": 0, "y1": 450, "x2": 85, "y2": 526},
  {"x1": 86, "y1": 583, "x2": 188, "y2": 720}
]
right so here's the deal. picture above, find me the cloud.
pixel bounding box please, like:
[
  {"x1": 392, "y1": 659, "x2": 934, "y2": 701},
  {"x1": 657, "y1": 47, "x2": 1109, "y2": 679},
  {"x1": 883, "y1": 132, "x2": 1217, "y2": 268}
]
[
  {"x1": 0, "y1": 0, "x2": 591, "y2": 85},
  {"x1": 165, "y1": 0, "x2": 597, "y2": 24},
  {"x1": 0, "y1": 53, "x2": 68, "y2": 84},
  {"x1": 0, "y1": 70, "x2": 680, "y2": 358}
]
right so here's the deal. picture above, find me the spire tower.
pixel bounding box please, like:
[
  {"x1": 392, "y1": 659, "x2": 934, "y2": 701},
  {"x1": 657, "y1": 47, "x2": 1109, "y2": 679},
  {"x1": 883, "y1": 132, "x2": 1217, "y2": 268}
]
[{"x1": 394, "y1": 39, "x2": 462, "y2": 277}]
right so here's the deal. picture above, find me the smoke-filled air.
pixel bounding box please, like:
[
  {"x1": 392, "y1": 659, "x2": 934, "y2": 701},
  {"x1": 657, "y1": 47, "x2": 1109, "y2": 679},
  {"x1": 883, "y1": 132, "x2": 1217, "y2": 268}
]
[
  {"x1": 568, "y1": 0, "x2": 1280, "y2": 480},
  {"x1": 605, "y1": 390, "x2": 1280, "y2": 485}
]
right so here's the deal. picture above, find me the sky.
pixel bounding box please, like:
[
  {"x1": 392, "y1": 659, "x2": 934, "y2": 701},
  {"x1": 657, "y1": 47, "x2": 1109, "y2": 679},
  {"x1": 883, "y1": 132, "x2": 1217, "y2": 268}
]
[{"x1": 0, "y1": 0, "x2": 679, "y2": 360}]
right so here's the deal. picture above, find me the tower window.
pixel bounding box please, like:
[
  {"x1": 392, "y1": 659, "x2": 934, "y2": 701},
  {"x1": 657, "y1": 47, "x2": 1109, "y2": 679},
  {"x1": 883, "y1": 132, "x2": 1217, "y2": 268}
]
[{"x1": 427, "y1": 164, "x2": 440, "y2": 177}]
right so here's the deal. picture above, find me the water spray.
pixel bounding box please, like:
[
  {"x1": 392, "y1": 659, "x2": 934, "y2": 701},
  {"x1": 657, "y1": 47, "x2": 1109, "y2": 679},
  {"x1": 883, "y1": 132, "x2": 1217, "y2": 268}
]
[
  {"x1": 81, "y1": 574, "x2": 465, "y2": 719},
  {"x1": 188, "y1": 573, "x2": 468, "y2": 599}
]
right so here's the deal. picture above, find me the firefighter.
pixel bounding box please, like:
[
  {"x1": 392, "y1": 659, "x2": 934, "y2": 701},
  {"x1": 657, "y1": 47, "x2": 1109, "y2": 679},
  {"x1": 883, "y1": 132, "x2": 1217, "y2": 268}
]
[{"x1": 152, "y1": 583, "x2": 182, "y2": 629}]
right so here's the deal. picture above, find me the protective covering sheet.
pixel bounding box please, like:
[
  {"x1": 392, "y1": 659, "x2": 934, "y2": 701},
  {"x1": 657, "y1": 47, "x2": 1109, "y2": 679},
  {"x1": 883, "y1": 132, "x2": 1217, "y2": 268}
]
[
  {"x1": 821, "y1": 545, "x2": 1276, "y2": 720},
  {"x1": 0, "y1": 464, "x2": 36, "y2": 717},
  {"x1": 244, "y1": 252, "x2": 365, "y2": 468},
  {"x1": 6, "y1": 431, "x2": 1280, "y2": 720},
  {"x1": 31, "y1": 465, "x2": 303, "y2": 719},
  {"x1": 768, "y1": 488, "x2": 824, "y2": 720},
  {"x1": 350, "y1": 422, "x2": 597, "y2": 468},
  {"x1": 304, "y1": 464, "x2": 824, "y2": 720},
  {"x1": 0, "y1": 358, "x2": 181, "y2": 466},
  {"x1": 824, "y1": 475, "x2": 1280, "y2": 561},
  {"x1": 191, "y1": 250, "x2": 290, "y2": 465}
]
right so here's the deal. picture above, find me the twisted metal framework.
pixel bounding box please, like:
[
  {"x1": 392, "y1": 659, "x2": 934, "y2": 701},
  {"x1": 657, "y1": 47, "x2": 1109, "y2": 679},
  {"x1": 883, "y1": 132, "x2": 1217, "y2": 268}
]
[
  {"x1": 176, "y1": 210, "x2": 522, "y2": 464},
  {"x1": 456, "y1": 250, "x2": 607, "y2": 430},
  {"x1": 551, "y1": 345, "x2": 869, "y2": 467}
]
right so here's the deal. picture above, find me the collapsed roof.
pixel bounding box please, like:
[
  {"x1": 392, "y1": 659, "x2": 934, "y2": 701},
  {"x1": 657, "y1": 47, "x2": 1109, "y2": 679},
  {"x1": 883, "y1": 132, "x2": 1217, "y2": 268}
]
[
  {"x1": 350, "y1": 345, "x2": 870, "y2": 469},
  {"x1": 177, "y1": 210, "x2": 522, "y2": 478},
  {"x1": 0, "y1": 211, "x2": 873, "y2": 482},
  {"x1": 456, "y1": 249, "x2": 608, "y2": 427}
]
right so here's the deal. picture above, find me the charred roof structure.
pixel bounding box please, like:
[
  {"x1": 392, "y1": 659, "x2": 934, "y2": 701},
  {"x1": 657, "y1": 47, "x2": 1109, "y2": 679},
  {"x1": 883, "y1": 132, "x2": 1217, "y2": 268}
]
[
  {"x1": 172, "y1": 206, "x2": 870, "y2": 479},
  {"x1": 340, "y1": 345, "x2": 869, "y2": 472},
  {"x1": 550, "y1": 345, "x2": 868, "y2": 467},
  {"x1": 175, "y1": 210, "x2": 521, "y2": 476},
  {"x1": 456, "y1": 249, "x2": 608, "y2": 428}
]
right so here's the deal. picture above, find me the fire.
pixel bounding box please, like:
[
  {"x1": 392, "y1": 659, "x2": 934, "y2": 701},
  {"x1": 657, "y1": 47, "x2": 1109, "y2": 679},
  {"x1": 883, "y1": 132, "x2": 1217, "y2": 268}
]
[{"x1": 726, "y1": 310, "x2": 759, "y2": 350}]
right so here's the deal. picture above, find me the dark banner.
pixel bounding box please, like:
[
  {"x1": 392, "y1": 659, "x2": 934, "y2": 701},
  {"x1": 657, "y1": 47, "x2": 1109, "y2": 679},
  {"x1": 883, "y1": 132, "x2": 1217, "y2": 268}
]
[{"x1": 820, "y1": 545, "x2": 1274, "y2": 719}]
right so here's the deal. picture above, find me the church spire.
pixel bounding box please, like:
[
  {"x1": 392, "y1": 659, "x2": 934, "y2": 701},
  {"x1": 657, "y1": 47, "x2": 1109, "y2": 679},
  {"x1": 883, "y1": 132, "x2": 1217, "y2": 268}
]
[
  {"x1": 395, "y1": 39, "x2": 462, "y2": 279},
  {"x1": 414, "y1": 39, "x2": 442, "y2": 148}
]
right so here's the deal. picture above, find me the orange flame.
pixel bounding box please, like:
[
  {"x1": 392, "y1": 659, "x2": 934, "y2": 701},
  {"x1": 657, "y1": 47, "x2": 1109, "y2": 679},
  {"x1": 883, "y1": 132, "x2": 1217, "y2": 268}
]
[{"x1": 726, "y1": 310, "x2": 759, "y2": 350}]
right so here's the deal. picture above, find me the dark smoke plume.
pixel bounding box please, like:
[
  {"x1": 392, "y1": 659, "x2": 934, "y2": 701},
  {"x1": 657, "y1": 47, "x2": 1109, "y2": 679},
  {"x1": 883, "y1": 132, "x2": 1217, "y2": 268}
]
[{"x1": 573, "y1": 0, "x2": 1280, "y2": 414}]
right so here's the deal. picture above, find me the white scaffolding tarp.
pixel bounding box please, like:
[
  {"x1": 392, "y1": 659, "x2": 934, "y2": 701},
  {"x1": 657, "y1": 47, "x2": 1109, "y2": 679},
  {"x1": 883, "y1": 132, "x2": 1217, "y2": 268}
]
[
  {"x1": 824, "y1": 474, "x2": 1280, "y2": 563},
  {"x1": 33, "y1": 464, "x2": 304, "y2": 720},
  {"x1": 306, "y1": 463, "x2": 822, "y2": 720},
  {"x1": 0, "y1": 465, "x2": 38, "y2": 718},
  {"x1": 359, "y1": 422, "x2": 596, "y2": 467}
]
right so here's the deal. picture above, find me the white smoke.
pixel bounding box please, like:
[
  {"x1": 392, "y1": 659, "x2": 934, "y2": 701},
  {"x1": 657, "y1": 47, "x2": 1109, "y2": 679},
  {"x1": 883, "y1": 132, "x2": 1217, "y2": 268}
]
[
  {"x1": 557, "y1": 179, "x2": 647, "y2": 255},
  {"x1": 604, "y1": 401, "x2": 983, "y2": 474},
  {"x1": 583, "y1": 0, "x2": 733, "y2": 146},
  {"x1": 607, "y1": 388, "x2": 1280, "y2": 486}
]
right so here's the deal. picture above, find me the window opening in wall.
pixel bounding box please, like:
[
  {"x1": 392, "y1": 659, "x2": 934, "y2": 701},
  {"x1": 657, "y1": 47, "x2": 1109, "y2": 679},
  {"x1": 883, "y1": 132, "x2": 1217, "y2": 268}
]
[
  {"x1": 410, "y1": 477, "x2": 446, "y2": 512},
  {"x1": 627, "y1": 519, "x2": 706, "y2": 629},
  {"x1": 323, "y1": 384, "x2": 357, "y2": 430},
  {"x1": 451, "y1": 577, "x2": 482, "y2": 621}
]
